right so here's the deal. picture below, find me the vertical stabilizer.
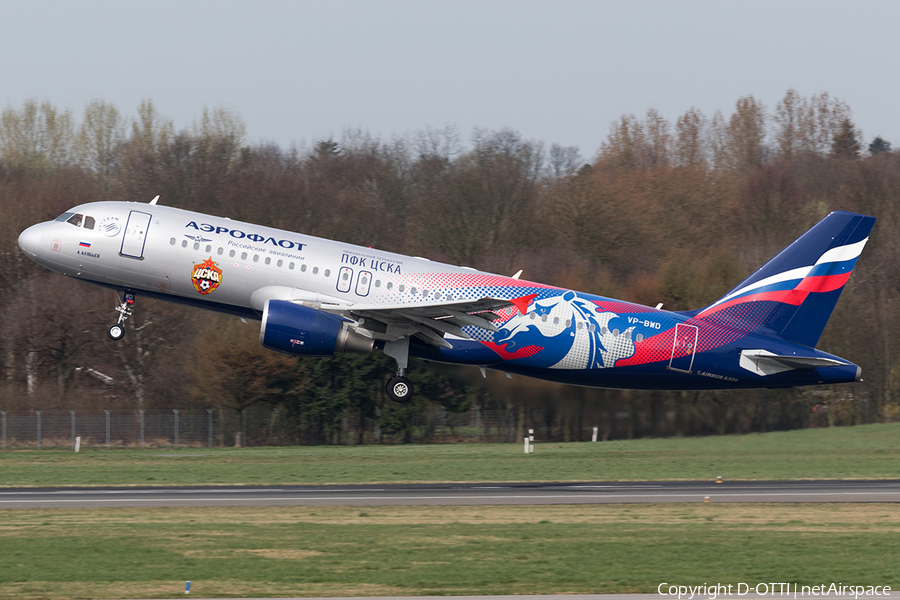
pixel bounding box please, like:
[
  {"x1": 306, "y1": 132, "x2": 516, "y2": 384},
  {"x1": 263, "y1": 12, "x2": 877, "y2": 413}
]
[{"x1": 695, "y1": 211, "x2": 875, "y2": 347}]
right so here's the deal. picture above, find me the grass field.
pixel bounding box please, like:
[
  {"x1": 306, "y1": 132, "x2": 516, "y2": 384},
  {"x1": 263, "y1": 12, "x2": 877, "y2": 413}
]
[
  {"x1": 1, "y1": 423, "x2": 899, "y2": 487},
  {"x1": 1, "y1": 503, "x2": 898, "y2": 599}
]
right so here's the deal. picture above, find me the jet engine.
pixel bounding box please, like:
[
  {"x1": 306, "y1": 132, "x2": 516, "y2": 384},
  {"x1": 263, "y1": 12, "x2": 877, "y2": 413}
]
[{"x1": 260, "y1": 300, "x2": 373, "y2": 357}]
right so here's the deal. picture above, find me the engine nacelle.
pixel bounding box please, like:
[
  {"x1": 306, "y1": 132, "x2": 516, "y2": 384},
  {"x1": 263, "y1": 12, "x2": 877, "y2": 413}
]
[{"x1": 260, "y1": 300, "x2": 373, "y2": 357}]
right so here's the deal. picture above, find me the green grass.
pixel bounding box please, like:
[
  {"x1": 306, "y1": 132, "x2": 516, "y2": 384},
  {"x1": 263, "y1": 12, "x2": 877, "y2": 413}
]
[
  {"x1": 2, "y1": 422, "x2": 900, "y2": 487},
  {"x1": 1, "y1": 504, "x2": 898, "y2": 599}
]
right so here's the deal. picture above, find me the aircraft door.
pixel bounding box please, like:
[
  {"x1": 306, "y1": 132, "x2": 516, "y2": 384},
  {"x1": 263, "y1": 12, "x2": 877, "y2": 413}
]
[
  {"x1": 356, "y1": 270, "x2": 372, "y2": 297},
  {"x1": 120, "y1": 210, "x2": 152, "y2": 259},
  {"x1": 668, "y1": 322, "x2": 698, "y2": 373},
  {"x1": 337, "y1": 267, "x2": 353, "y2": 293}
]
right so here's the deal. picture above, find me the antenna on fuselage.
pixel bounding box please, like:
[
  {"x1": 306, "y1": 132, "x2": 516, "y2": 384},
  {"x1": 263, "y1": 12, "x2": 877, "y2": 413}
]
[{"x1": 149, "y1": 195, "x2": 160, "y2": 205}]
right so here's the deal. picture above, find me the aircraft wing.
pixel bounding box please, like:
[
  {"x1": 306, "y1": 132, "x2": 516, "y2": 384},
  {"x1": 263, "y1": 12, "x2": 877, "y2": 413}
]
[{"x1": 325, "y1": 298, "x2": 516, "y2": 349}]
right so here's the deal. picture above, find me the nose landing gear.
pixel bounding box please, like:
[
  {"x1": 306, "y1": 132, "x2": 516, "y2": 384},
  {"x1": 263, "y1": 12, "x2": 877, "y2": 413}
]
[{"x1": 107, "y1": 292, "x2": 135, "y2": 341}]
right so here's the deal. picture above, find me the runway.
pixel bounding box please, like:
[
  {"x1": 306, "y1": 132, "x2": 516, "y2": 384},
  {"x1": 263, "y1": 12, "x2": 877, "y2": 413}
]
[
  {"x1": 119, "y1": 594, "x2": 900, "y2": 600},
  {"x1": 2, "y1": 479, "x2": 900, "y2": 508}
]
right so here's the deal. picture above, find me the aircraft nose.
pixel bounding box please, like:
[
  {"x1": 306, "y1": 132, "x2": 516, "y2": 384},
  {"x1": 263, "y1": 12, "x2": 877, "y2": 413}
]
[{"x1": 18, "y1": 224, "x2": 43, "y2": 257}]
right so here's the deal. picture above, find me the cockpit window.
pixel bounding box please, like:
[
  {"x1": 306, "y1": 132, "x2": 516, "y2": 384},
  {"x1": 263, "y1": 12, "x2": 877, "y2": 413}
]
[{"x1": 60, "y1": 213, "x2": 95, "y2": 229}]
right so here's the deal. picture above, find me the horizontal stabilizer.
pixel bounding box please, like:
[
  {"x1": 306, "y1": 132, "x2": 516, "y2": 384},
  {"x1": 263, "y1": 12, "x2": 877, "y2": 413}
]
[{"x1": 740, "y1": 349, "x2": 848, "y2": 376}]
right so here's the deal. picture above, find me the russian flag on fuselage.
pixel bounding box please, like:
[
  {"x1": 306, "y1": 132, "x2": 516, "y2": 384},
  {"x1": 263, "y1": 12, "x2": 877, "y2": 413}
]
[{"x1": 695, "y1": 211, "x2": 875, "y2": 348}]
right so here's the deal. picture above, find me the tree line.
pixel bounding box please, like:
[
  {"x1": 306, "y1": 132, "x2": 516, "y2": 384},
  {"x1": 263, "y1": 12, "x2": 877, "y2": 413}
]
[{"x1": 1, "y1": 90, "x2": 898, "y2": 443}]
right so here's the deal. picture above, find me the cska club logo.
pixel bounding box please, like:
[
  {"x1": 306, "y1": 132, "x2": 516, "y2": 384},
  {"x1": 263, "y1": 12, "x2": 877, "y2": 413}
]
[{"x1": 191, "y1": 258, "x2": 222, "y2": 294}]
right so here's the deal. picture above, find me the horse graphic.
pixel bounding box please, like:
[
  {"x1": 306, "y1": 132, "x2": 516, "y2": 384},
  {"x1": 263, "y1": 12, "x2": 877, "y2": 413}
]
[{"x1": 494, "y1": 291, "x2": 636, "y2": 369}]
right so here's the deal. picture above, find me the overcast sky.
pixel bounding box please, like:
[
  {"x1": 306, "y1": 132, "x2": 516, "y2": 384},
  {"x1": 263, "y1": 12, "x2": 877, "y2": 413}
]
[{"x1": 2, "y1": 0, "x2": 898, "y2": 157}]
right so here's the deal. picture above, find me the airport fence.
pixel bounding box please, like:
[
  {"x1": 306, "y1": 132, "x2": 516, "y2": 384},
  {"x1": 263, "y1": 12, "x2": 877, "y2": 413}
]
[{"x1": 0, "y1": 405, "x2": 599, "y2": 449}]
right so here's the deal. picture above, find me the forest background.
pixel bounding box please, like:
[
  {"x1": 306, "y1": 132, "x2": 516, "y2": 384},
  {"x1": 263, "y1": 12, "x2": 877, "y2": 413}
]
[{"x1": 1, "y1": 89, "x2": 898, "y2": 444}]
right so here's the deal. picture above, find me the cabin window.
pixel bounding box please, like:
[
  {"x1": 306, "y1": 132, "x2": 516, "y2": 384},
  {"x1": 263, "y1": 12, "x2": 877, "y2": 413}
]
[
  {"x1": 277, "y1": 259, "x2": 283, "y2": 267},
  {"x1": 565, "y1": 319, "x2": 571, "y2": 327},
  {"x1": 55, "y1": 212, "x2": 75, "y2": 222},
  {"x1": 312, "y1": 267, "x2": 319, "y2": 275},
  {"x1": 387, "y1": 282, "x2": 393, "y2": 290},
  {"x1": 399, "y1": 285, "x2": 405, "y2": 292},
  {"x1": 342, "y1": 271, "x2": 350, "y2": 281},
  {"x1": 66, "y1": 214, "x2": 84, "y2": 227},
  {"x1": 169, "y1": 238, "x2": 176, "y2": 245},
  {"x1": 423, "y1": 289, "x2": 429, "y2": 297},
  {"x1": 229, "y1": 249, "x2": 235, "y2": 258},
  {"x1": 83, "y1": 216, "x2": 95, "y2": 229},
  {"x1": 253, "y1": 254, "x2": 259, "y2": 263},
  {"x1": 530, "y1": 312, "x2": 536, "y2": 320},
  {"x1": 553, "y1": 317, "x2": 559, "y2": 325},
  {"x1": 324, "y1": 269, "x2": 331, "y2": 277},
  {"x1": 589, "y1": 324, "x2": 596, "y2": 333},
  {"x1": 193, "y1": 243, "x2": 200, "y2": 251},
  {"x1": 182, "y1": 240, "x2": 188, "y2": 248},
  {"x1": 410, "y1": 287, "x2": 417, "y2": 295},
  {"x1": 300, "y1": 264, "x2": 307, "y2": 272},
  {"x1": 612, "y1": 329, "x2": 619, "y2": 337},
  {"x1": 241, "y1": 252, "x2": 248, "y2": 260},
  {"x1": 217, "y1": 247, "x2": 223, "y2": 255},
  {"x1": 264, "y1": 257, "x2": 271, "y2": 265},
  {"x1": 636, "y1": 333, "x2": 643, "y2": 342},
  {"x1": 541, "y1": 315, "x2": 548, "y2": 322},
  {"x1": 577, "y1": 321, "x2": 583, "y2": 329},
  {"x1": 434, "y1": 292, "x2": 440, "y2": 300},
  {"x1": 375, "y1": 280, "x2": 381, "y2": 288},
  {"x1": 289, "y1": 262, "x2": 295, "y2": 270}
]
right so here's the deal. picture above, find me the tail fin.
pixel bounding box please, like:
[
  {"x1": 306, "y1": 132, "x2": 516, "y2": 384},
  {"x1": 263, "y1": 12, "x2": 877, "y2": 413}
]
[{"x1": 695, "y1": 210, "x2": 875, "y2": 347}]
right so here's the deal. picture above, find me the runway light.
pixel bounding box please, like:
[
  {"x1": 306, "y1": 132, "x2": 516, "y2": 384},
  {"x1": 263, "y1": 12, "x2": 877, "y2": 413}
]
[
  {"x1": 716, "y1": 475, "x2": 723, "y2": 483},
  {"x1": 704, "y1": 496, "x2": 710, "y2": 503}
]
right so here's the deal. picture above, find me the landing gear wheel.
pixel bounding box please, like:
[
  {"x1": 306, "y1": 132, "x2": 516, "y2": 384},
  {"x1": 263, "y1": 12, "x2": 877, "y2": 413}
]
[
  {"x1": 386, "y1": 376, "x2": 413, "y2": 403},
  {"x1": 107, "y1": 323, "x2": 125, "y2": 341}
]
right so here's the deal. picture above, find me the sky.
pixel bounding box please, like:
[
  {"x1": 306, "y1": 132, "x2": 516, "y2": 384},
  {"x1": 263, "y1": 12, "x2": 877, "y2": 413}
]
[{"x1": 2, "y1": 0, "x2": 898, "y2": 158}]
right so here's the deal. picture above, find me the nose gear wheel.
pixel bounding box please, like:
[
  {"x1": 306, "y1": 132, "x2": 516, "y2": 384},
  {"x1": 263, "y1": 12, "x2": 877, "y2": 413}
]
[{"x1": 107, "y1": 292, "x2": 135, "y2": 341}]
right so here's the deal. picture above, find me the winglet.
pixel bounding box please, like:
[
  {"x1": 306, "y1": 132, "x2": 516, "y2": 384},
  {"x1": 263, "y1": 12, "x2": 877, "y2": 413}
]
[
  {"x1": 511, "y1": 269, "x2": 523, "y2": 280},
  {"x1": 509, "y1": 293, "x2": 538, "y2": 315},
  {"x1": 149, "y1": 195, "x2": 160, "y2": 205}
]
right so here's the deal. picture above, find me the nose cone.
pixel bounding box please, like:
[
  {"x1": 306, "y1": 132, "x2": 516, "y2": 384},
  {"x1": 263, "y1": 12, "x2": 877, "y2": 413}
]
[{"x1": 18, "y1": 224, "x2": 43, "y2": 257}]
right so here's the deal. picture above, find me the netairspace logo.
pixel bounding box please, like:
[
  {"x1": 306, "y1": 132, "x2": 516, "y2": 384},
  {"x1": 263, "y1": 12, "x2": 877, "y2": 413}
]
[{"x1": 658, "y1": 583, "x2": 892, "y2": 599}]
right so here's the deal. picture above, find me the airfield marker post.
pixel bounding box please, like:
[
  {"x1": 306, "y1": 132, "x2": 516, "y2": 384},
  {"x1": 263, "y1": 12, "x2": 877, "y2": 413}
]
[
  {"x1": 1, "y1": 411, "x2": 5, "y2": 449},
  {"x1": 75, "y1": 436, "x2": 81, "y2": 453},
  {"x1": 524, "y1": 436, "x2": 529, "y2": 453},
  {"x1": 105, "y1": 410, "x2": 110, "y2": 449},
  {"x1": 529, "y1": 429, "x2": 534, "y2": 453},
  {"x1": 36, "y1": 410, "x2": 41, "y2": 449},
  {"x1": 592, "y1": 426, "x2": 598, "y2": 442}
]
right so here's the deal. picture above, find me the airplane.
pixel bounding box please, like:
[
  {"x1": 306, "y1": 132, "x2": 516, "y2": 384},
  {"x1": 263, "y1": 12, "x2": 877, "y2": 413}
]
[{"x1": 17, "y1": 198, "x2": 875, "y2": 403}]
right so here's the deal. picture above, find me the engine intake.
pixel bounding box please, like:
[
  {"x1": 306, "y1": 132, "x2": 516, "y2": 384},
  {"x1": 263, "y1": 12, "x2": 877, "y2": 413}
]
[{"x1": 260, "y1": 300, "x2": 373, "y2": 357}]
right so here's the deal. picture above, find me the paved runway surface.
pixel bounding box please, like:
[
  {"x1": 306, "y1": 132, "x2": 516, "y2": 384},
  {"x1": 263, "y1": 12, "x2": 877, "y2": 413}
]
[
  {"x1": 3, "y1": 480, "x2": 900, "y2": 508},
  {"x1": 125, "y1": 594, "x2": 900, "y2": 600}
]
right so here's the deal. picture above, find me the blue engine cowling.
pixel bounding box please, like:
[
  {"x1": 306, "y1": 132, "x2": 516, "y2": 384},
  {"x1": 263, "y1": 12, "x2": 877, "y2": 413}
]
[{"x1": 260, "y1": 300, "x2": 373, "y2": 357}]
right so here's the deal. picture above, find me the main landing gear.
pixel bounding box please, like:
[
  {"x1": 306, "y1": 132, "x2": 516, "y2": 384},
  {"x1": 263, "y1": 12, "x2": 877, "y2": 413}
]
[
  {"x1": 386, "y1": 372, "x2": 414, "y2": 404},
  {"x1": 107, "y1": 292, "x2": 135, "y2": 341},
  {"x1": 383, "y1": 336, "x2": 414, "y2": 403}
]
